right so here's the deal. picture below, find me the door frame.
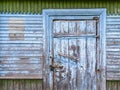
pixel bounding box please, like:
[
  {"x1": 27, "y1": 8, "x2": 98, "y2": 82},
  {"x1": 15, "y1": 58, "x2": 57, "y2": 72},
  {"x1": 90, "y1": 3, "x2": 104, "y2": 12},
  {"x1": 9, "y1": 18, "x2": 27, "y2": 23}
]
[{"x1": 43, "y1": 9, "x2": 106, "y2": 90}]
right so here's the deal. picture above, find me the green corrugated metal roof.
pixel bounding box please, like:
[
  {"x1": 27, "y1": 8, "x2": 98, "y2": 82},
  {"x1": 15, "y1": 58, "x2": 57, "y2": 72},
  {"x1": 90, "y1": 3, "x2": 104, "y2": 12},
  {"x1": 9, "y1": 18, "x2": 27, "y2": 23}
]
[{"x1": 0, "y1": 0, "x2": 119, "y2": 14}]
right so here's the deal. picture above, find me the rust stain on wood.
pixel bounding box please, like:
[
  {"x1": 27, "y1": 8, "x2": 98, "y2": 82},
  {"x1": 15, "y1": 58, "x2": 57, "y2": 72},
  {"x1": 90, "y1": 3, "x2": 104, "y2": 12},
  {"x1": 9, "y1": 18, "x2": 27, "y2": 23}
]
[{"x1": 58, "y1": 52, "x2": 79, "y2": 61}]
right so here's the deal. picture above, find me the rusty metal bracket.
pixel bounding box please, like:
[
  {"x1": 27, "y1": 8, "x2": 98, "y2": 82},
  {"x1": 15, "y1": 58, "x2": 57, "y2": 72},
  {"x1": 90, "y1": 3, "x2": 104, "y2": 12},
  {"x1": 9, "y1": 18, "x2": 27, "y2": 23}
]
[{"x1": 93, "y1": 16, "x2": 99, "y2": 22}]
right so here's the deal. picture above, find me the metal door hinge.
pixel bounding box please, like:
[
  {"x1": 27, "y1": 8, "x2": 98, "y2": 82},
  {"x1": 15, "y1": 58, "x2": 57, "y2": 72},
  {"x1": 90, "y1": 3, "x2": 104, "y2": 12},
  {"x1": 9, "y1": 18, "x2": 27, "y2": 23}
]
[{"x1": 93, "y1": 16, "x2": 99, "y2": 23}]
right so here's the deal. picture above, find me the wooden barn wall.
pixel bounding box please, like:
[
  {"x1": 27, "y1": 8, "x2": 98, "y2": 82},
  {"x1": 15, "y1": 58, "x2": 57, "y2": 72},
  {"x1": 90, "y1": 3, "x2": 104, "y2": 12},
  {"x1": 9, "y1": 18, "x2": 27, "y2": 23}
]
[{"x1": 0, "y1": 0, "x2": 120, "y2": 15}]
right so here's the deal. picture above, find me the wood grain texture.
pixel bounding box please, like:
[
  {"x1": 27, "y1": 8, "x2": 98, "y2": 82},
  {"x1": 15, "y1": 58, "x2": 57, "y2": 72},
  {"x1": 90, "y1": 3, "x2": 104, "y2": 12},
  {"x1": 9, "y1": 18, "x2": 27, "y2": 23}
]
[{"x1": 52, "y1": 19, "x2": 101, "y2": 90}]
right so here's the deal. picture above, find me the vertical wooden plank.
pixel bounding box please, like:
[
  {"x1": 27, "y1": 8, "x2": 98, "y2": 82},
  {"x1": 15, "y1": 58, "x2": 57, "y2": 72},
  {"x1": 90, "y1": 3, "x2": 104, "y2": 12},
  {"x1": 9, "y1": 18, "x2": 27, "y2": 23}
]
[
  {"x1": 53, "y1": 21, "x2": 61, "y2": 36},
  {"x1": 59, "y1": 39, "x2": 68, "y2": 90},
  {"x1": 31, "y1": 80, "x2": 37, "y2": 90},
  {"x1": 2, "y1": 80, "x2": 4, "y2": 90},
  {"x1": 76, "y1": 38, "x2": 87, "y2": 90},
  {"x1": 76, "y1": 20, "x2": 86, "y2": 35},
  {"x1": 53, "y1": 20, "x2": 61, "y2": 90},
  {"x1": 86, "y1": 38, "x2": 97, "y2": 90},
  {"x1": 53, "y1": 38, "x2": 61, "y2": 90},
  {"x1": 6, "y1": 80, "x2": 14, "y2": 90},
  {"x1": 59, "y1": 20, "x2": 69, "y2": 90},
  {"x1": 86, "y1": 20, "x2": 96, "y2": 34},
  {"x1": 68, "y1": 21, "x2": 76, "y2": 35},
  {"x1": 76, "y1": 20, "x2": 87, "y2": 90},
  {"x1": 36, "y1": 80, "x2": 43, "y2": 90},
  {"x1": 13, "y1": 79, "x2": 19, "y2": 90},
  {"x1": 24, "y1": 80, "x2": 30, "y2": 90},
  {"x1": 86, "y1": 19, "x2": 98, "y2": 90},
  {"x1": 106, "y1": 81, "x2": 110, "y2": 90},
  {"x1": 3, "y1": 80, "x2": 7, "y2": 90},
  {"x1": 68, "y1": 39, "x2": 77, "y2": 90},
  {"x1": 118, "y1": 81, "x2": 120, "y2": 90},
  {"x1": 0, "y1": 80, "x2": 3, "y2": 90},
  {"x1": 60, "y1": 21, "x2": 68, "y2": 35},
  {"x1": 20, "y1": 80, "x2": 25, "y2": 90}
]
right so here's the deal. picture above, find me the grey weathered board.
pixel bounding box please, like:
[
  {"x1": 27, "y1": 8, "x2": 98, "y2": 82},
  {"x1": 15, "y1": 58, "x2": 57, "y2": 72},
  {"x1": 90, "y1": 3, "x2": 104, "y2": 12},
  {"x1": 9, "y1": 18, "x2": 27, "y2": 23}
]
[
  {"x1": 53, "y1": 20, "x2": 97, "y2": 90},
  {"x1": 0, "y1": 14, "x2": 43, "y2": 79},
  {"x1": 43, "y1": 9, "x2": 106, "y2": 90}
]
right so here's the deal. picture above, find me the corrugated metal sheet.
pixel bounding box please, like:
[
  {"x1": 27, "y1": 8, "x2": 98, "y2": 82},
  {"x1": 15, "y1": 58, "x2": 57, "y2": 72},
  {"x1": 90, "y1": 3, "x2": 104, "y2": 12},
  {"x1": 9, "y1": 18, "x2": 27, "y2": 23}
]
[
  {"x1": 0, "y1": 14, "x2": 44, "y2": 78},
  {"x1": 106, "y1": 16, "x2": 120, "y2": 80},
  {"x1": 0, "y1": 0, "x2": 120, "y2": 14}
]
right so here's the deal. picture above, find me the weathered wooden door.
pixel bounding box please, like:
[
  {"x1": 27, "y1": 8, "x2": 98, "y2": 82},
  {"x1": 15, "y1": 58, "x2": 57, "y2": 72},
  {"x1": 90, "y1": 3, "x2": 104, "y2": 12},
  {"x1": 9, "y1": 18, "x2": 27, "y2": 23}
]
[
  {"x1": 43, "y1": 9, "x2": 106, "y2": 90},
  {"x1": 52, "y1": 19, "x2": 99, "y2": 90}
]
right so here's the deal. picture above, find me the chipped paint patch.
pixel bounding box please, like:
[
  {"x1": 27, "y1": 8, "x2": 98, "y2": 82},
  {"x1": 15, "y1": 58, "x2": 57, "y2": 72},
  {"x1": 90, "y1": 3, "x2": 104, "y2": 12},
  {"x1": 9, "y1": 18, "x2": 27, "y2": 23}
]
[{"x1": 9, "y1": 18, "x2": 25, "y2": 40}]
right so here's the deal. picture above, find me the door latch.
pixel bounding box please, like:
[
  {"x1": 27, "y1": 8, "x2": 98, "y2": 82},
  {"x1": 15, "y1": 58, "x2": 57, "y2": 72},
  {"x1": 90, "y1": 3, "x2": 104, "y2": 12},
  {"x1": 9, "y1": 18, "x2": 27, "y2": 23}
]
[
  {"x1": 50, "y1": 65, "x2": 55, "y2": 71},
  {"x1": 50, "y1": 64, "x2": 63, "y2": 71}
]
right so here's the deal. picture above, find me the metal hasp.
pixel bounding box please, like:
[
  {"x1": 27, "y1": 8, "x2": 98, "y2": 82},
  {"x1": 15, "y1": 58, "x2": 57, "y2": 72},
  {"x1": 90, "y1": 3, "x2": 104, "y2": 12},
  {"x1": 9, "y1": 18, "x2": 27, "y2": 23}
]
[{"x1": 49, "y1": 56, "x2": 63, "y2": 71}]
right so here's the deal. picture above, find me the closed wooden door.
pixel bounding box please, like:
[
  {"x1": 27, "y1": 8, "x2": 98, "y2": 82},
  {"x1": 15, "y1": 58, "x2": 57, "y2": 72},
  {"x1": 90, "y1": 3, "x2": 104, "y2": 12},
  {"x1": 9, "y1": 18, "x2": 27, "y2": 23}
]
[
  {"x1": 51, "y1": 19, "x2": 98, "y2": 90},
  {"x1": 43, "y1": 9, "x2": 106, "y2": 90}
]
